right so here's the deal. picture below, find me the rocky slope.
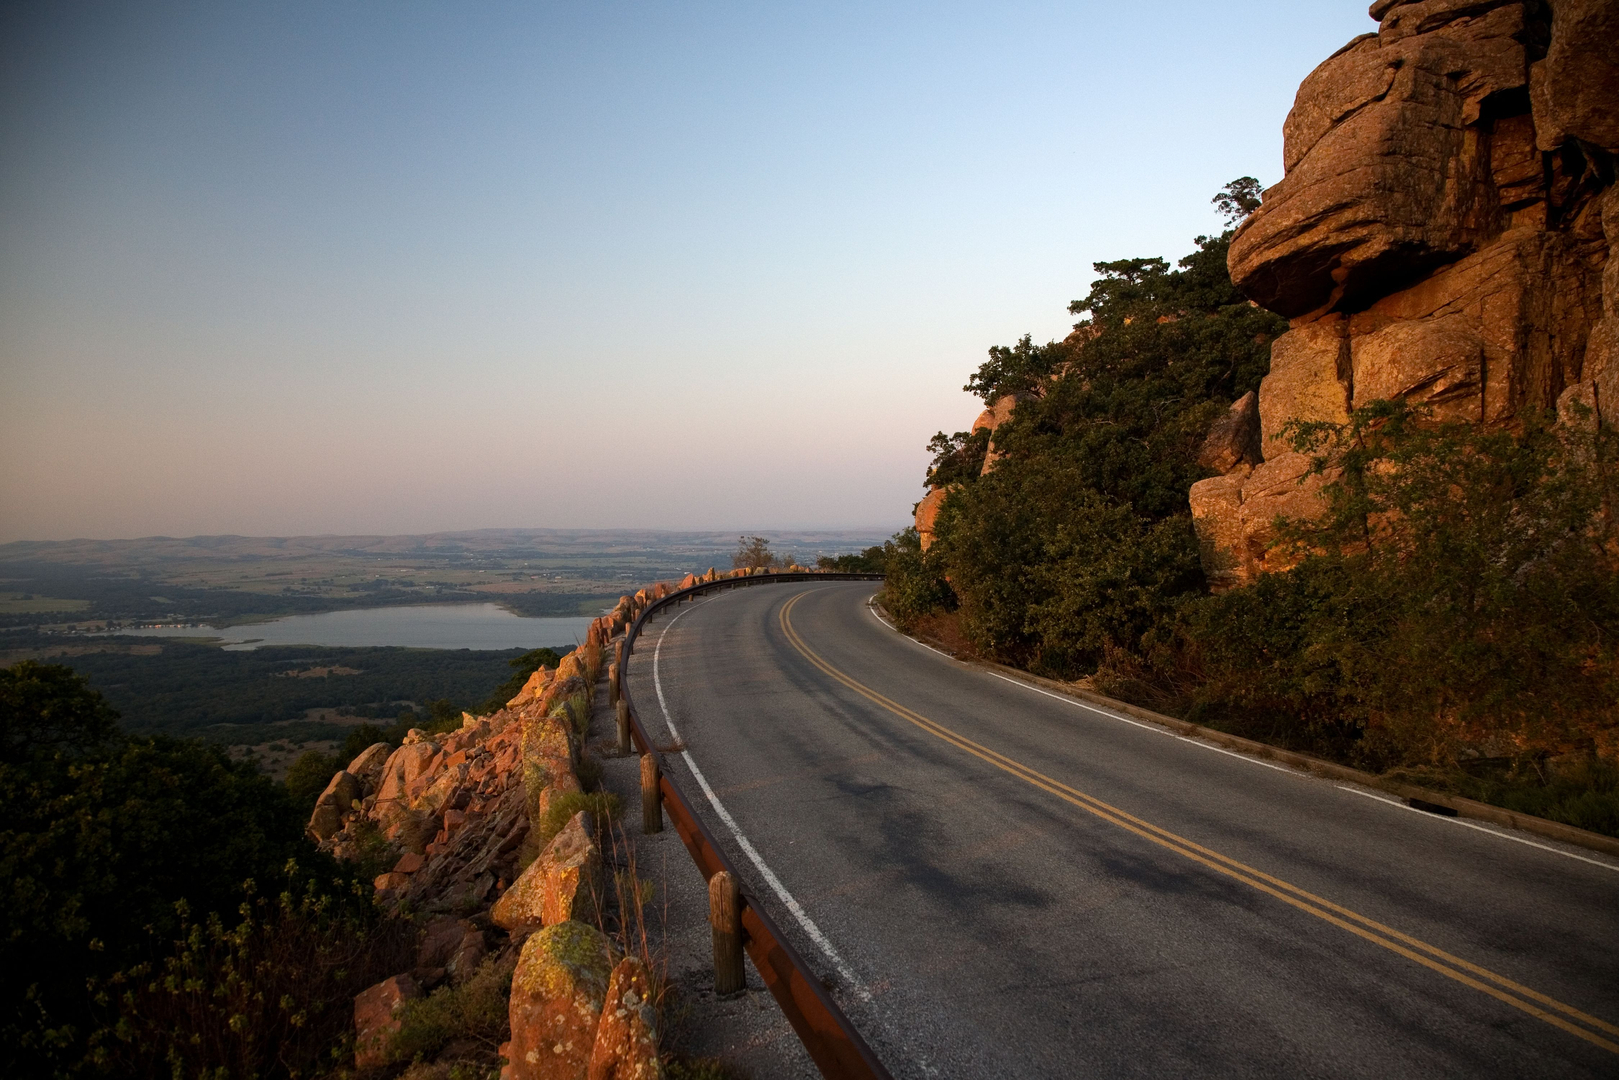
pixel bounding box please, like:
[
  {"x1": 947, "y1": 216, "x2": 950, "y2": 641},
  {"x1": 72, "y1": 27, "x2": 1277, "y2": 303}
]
[
  {"x1": 1195, "y1": 0, "x2": 1619, "y2": 586},
  {"x1": 301, "y1": 569, "x2": 777, "y2": 1079}
]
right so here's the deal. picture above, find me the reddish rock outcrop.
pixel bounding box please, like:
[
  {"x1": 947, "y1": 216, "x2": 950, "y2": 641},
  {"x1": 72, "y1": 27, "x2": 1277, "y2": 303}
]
[
  {"x1": 506, "y1": 921, "x2": 619, "y2": 1080},
  {"x1": 346, "y1": 741, "x2": 392, "y2": 795},
  {"x1": 913, "y1": 486, "x2": 951, "y2": 552},
  {"x1": 587, "y1": 958, "x2": 662, "y2": 1080},
  {"x1": 307, "y1": 769, "x2": 360, "y2": 841},
  {"x1": 973, "y1": 392, "x2": 1031, "y2": 474},
  {"x1": 1198, "y1": 0, "x2": 1618, "y2": 586},
  {"x1": 491, "y1": 811, "x2": 604, "y2": 934},
  {"x1": 323, "y1": 574, "x2": 852, "y2": 1073},
  {"x1": 1198, "y1": 391, "x2": 1263, "y2": 474}
]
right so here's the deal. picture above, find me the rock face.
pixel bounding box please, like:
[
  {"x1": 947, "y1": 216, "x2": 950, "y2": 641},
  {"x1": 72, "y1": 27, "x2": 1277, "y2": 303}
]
[
  {"x1": 973, "y1": 391, "x2": 1031, "y2": 474},
  {"x1": 1198, "y1": 391, "x2": 1263, "y2": 473},
  {"x1": 1197, "y1": 0, "x2": 1619, "y2": 587}
]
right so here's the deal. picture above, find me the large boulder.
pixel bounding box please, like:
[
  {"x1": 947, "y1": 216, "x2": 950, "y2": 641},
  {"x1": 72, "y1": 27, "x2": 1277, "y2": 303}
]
[
  {"x1": 913, "y1": 486, "x2": 951, "y2": 552},
  {"x1": 1197, "y1": 391, "x2": 1262, "y2": 474},
  {"x1": 587, "y1": 958, "x2": 662, "y2": 1080},
  {"x1": 345, "y1": 742, "x2": 392, "y2": 795},
  {"x1": 354, "y1": 972, "x2": 420, "y2": 1069},
  {"x1": 376, "y1": 741, "x2": 441, "y2": 803},
  {"x1": 492, "y1": 811, "x2": 602, "y2": 933},
  {"x1": 507, "y1": 921, "x2": 619, "y2": 1080},
  {"x1": 307, "y1": 770, "x2": 360, "y2": 842},
  {"x1": 1231, "y1": 3, "x2": 1534, "y2": 317},
  {"x1": 1530, "y1": 0, "x2": 1619, "y2": 155}
]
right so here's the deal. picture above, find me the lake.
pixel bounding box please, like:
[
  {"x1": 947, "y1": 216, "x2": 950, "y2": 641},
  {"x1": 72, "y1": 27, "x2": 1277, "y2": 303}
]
[{"x1": 117, "y1": 603, "x2": 596, "y2": 651}]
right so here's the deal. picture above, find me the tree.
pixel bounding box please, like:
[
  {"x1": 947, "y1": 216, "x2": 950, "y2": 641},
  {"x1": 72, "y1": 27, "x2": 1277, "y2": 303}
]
[
  {"x1": 733, "y1": 535, "x2": 790, "y2": 570},
  {"x1": 1212, "y1": 176, "x2": 1263, "y2": 226},
  {"x1": 0, "y1": 663, "x2": 332, "y2": 1076}
]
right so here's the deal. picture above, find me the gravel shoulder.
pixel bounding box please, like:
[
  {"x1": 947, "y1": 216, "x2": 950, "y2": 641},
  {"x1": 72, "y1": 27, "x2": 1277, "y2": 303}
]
[{"x1": 586, "y1": 646, "x2": 819, "y2": 1079}]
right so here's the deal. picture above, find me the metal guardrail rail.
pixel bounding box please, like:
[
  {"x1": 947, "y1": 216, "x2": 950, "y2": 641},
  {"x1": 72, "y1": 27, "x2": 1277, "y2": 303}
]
[{"x1": 618, "y1": 572, "x2": 893, "y2": 1080}]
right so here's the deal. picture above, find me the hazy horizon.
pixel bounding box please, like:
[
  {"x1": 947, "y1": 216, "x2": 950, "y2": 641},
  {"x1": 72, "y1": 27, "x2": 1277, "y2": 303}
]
[{"x1": 2, "y1": 1, "x2": 1372, "y2": 543}]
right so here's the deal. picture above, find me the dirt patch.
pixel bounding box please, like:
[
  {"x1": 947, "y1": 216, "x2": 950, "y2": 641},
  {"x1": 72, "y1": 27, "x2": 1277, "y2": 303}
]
[
  {"x1": 229, "y1": 738, "x2": 340, "y2": 781},
  {"x1": 0, "y1": 640, "x2": 164, "y2": 665},
  {"x1": 908, "y1": 609, "x2": 978, "y2": 659}
]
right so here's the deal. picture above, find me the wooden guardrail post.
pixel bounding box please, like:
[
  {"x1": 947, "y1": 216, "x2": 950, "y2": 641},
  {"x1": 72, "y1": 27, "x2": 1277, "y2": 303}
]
[
  {"x1": 616, "y1": 698, "x2": 632, "y2": 755},
  {"x1": 608, "y1": 662, "x2": 619, "y2": 705},
  {"x1": 641, "y1": 754, "x2": 662, "y2": 834},
  {"x1": 710, "y1": 870, "x2": 743, "y2": 994}
]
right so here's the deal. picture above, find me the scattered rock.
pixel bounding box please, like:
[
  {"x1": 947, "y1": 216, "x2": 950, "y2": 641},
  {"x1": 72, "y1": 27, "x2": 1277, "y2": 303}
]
[{"x1": 447, "y1": 927, "x2": 488, "y2": 986}]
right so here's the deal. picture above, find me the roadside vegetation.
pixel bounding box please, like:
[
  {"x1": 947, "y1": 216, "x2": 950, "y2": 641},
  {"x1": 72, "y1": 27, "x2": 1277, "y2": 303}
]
[
  {"x1": 1, "y1": 660, "x2": 397, "y2": 1077},
  {"x1": 885, "y1": 180, "x2": 1619, "y2": 837}
]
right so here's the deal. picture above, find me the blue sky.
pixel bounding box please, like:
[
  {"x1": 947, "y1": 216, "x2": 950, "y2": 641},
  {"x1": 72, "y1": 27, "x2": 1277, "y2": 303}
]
[{"x1": 0, "y1": 1, "x2": 1372, "y2": 542}]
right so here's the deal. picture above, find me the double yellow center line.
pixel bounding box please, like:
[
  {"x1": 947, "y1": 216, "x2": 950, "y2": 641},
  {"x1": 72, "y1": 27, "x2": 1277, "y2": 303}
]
[{"x1": 779, "y1": 591, "x2": 1618, "y2": 1055}]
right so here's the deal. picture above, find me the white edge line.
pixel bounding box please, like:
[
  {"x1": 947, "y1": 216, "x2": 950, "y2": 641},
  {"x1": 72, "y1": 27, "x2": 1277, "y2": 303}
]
[
  {"x1": 651, "y1": 598, "x2": 871, "y2": 1000},
  {"x1": 1173, "y1": 736, "x2": 1299, "y2": 773},
  {"x1": 864, "y1": 597, "x2": 1619, "y2": 875},
  {"x1": 1335, "y1": 785, "x2": 1619, "y2": 874}
]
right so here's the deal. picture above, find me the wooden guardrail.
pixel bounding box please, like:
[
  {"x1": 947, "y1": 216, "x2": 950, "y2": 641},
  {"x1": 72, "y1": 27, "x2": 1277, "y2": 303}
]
[{"x1": 617, "y1": 572, "x2": 892, "y2": 1080}]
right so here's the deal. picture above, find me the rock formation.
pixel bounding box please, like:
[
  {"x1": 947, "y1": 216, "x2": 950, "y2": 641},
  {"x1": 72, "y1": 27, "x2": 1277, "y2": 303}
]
[
  {"x1": 1193, "y1": 0, "x2": 1619, "y2": 588},
  {"x1": 307, "y1": 568, "x2": 806, "y2": 1075}
]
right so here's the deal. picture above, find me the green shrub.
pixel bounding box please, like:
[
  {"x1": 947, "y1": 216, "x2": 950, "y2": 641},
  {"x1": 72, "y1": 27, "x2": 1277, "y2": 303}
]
[
  {"x1": 90, "y1": 873, "x2": 412, "y2": 1079},
  {"x1": 388, "y1": 954, "x2": 515, "y2": 1068},
  {"x1": 285, "y1": 747, "x2": 339, "y2": 814},
  {"x1": 536, "y1": 790, "x2": 622, "y2": 850},
  {"x1": 934, "y1": 462, "x2": 1204, "y2": 676},
  {"x1": 815, "y1": 545, "x2": 888, "y2": 574},
  {"x1": 1181, "y1": 402, "x2": 1619, "y2": 771},
  {"x1": 879, "y1": 528, "x2": 954, "y2": 629},
  {"x1": 1, "y1": 663, "x2": 337, "y2": 1077}
]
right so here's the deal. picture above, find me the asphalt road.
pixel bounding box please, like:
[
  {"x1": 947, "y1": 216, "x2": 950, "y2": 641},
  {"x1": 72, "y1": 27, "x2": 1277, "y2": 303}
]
[{"x1": 625, "y1": 580, "x2": 1619, "y2": 1079}]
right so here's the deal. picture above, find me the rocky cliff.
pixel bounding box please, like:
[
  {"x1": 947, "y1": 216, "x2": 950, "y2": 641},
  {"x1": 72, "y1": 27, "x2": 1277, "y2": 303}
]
[{"x1": 1194, "y1": 0, "x2": 1619, "y2": 587}]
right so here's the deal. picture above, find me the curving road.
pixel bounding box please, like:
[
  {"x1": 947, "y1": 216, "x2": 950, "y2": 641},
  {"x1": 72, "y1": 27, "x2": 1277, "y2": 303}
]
[{"x1": 626, "y1": 580, "x2": 1619, "y2": 1079}]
